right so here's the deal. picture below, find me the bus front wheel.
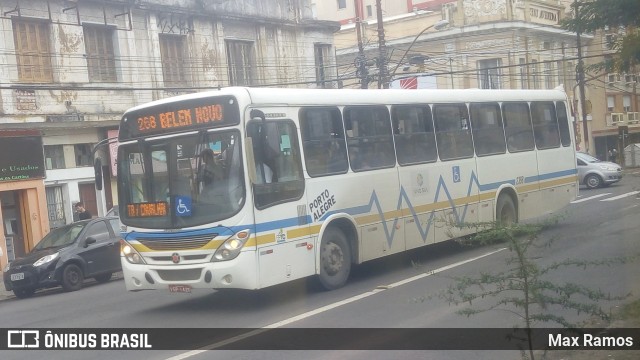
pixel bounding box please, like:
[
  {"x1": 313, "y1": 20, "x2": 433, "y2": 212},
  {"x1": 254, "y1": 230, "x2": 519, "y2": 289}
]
[
  {"x1": 318, "y1": 228, "x2": 351, "y2": 290},
  {"x1": 496, "y1": 194, "x2": 517, "y2": 227}
]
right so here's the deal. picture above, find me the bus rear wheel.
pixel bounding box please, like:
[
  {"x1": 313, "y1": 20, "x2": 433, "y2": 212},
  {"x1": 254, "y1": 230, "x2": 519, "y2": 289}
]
[
  {"x1": 496, "y1": 194, "x2": 517, "y2": 227},
  {"x1": 318, "y1": 228, "x2": 351, "y2": 290}
]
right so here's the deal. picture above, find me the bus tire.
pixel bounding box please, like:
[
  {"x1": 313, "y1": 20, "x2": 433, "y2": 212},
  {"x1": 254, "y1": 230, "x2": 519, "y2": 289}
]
[
  {"x1": 318, "y1": 227, "x2": 351, "y2": 290},
  {"x1": 496, "y1": 194, "x2": 517, "y2": 227}
]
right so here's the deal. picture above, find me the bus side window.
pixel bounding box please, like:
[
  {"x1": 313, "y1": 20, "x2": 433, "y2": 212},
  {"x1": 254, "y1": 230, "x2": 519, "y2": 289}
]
[
  {"x1": 344, "y1": 105, "x2": 395, "y2": 171},
  {"x1": 300, "y1": 107, "x2": 348, "y2": 177},
  {"x1": 556, "y1": 102, "x2": 572, "y2": 147},
  {"x1": 531, "y1": 101, "x2": 560, "y2": 150},
  {"x1": 247, "y1": 120, "x2": 305, "y2": 209},
  {"x1": 392, "y1": 105, "x2": 437, "y2": 165},
  {"x1": 469, "y1": 102, "x2": 506, "y2": 157},
  {"x1": 502, "y1": 102, "x2": 535, "y2": 153},
  {"x1": 433, "y1": 103, "x2": 474, "y2": 161}
]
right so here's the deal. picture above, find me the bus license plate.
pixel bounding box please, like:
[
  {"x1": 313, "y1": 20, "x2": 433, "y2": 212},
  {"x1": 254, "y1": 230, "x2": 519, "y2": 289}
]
[
  {"x1": 168, "y1": 284, "x2": 192, "y2": 293},
  {"x1": 11, "y1": 273, "x2": 25, "y2": 281}
]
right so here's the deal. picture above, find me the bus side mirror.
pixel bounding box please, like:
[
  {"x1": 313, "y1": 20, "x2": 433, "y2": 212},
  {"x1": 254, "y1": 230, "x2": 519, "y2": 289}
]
[{"x1": 94, "y1": 158, "x2": 103, "y2": 191}]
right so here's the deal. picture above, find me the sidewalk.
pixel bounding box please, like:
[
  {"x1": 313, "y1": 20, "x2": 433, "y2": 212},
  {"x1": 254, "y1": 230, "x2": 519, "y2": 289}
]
[{"x1": 1, "y1": 286, "x2": 13, "y2": 301}]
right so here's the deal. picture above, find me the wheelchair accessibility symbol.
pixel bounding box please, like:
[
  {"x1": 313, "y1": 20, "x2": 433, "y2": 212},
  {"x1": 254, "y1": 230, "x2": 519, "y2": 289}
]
[
  {"x1": 452, "y1": 166, "x2": 461, "y2": 183},
  {"x1": 175, "y1": 196, "x2": 192, "y2": 216}
]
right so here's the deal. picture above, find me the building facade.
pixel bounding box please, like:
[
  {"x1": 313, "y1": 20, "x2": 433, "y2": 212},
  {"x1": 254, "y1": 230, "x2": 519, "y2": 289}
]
[
  {"x1": 589, "y1": 26, "x2": 640, "y2": 161},
  {"x1": 0, "y1": 0, "x2": 339, "y2": 268},
  {"x1": 315, "y1": 0, "x2": 639, "y2": 160}
]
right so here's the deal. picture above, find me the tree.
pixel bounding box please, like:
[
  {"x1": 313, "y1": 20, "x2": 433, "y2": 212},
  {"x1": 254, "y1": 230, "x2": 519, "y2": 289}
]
[
  {"x1": 562, "y1": 0, "x2": 640, "y2": 73},
  {"x1": 420, "y1": 219, "x2": 638, "y2": 360}
]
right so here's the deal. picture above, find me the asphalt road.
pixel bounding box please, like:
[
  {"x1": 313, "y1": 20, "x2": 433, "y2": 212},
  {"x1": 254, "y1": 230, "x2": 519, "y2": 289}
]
[{"x1": 2, "y1": 171, "x2": 639, "y2": 360}]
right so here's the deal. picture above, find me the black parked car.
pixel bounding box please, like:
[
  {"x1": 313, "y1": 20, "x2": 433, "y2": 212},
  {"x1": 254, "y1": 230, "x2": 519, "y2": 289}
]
[{"x1": 3, "y1": 217, "x2": 122, "y2": 299}]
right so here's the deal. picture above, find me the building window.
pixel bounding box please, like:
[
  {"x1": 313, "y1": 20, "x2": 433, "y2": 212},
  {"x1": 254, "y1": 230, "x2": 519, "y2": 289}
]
[
  {"x1": 75, "y1": 143, "x2": 92, "y2": 167},
  {"x1": 567, "y1": 61, "x2": 575, "y2": 89},
  {"x1": 46, "y1": 186, "x2": 66, "y2": 229},
  {"x1": 84, "y1": 25, "x2": 117, "y2": 82},
  {"x1": 477, "y1": 59, "x2": 502, "y2": 89},
  {"x1": 159, "y1": 34, "x2": 188, "y2": 86},
  {"x1": 605, "y1": 34, "x2": 616, "y2": 50},
  {"x1": 12, "y1": 18, "x2": 53, "y2": 82},
  {"x1": 556, "y1": 60, "x2": 564, "y2": 88},
  {"x1": 623, "y1": 95, "x2": 631, "y2": 112},
  {"x1": 544, "y1": 62, "x2": 553, "y2": 89},
  {"x1": 44, "y1": 145, "x2": 66, "y2": 170},
  {"x1": 531, "y1": 60, "x2": 539, "y2": 89},
  {"x1": 366, "y1": 5, "x2": 373, "y2": 17},
  {"x1": 226, "y1": 40, "x2": 255, "y2": 86},
  {"x1": 314, "y1": 44, "x2": 334, "y2": 88},
  {"x1": 337, "y1": 0, "x2": 347, "y2": 9},
  {"x1": 519, "y1": 58, "x2": 528, "y2": 89},
  {"x1": 607, "y1": 96, "x2": 615, "y2": 112}
]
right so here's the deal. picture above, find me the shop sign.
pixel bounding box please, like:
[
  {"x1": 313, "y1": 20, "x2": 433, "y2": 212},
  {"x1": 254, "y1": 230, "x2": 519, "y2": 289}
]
[{"x1": 0, "y1": 136, "x2": 45, "y2": 182}]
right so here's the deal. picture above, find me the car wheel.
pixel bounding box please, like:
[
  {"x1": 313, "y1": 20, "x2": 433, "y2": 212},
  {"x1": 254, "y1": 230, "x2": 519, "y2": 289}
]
[
  {"x1": 61, "y1": 264, "x2": 84, "y2": 292},
  {"x1": 13, "y1": 288, "x2": 35, "y2": 299},
  {"x1": 94, "y1": 273, "x2": 112, "y2": 283},
  {"x1": 496, "y1": 194, "x2": 517, "y2": 227},
  {"x1": 318, "y1": 227, "x2": 351, "y2": 290},
  {"x1": 585, "y1": 174, "x2": 602, "y2": 189}
]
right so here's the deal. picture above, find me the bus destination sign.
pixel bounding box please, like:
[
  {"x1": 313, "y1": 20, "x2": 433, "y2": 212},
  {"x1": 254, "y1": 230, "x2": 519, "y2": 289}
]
[
  {"x1": 127, "y1": 202, "x2": 168, "y2": 218},
  {"x1": 119, "y1": 96, "x2": 240, "y2": 141}
]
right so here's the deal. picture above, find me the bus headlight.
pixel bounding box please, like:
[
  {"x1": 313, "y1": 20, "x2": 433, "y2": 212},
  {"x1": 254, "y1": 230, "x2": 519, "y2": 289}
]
[
  {"x1": 121, "y1": 240, "x2": 146, "y2": 265},
  {"x1": 212, "y1": 229, "x2": 251, "y2": 262}
]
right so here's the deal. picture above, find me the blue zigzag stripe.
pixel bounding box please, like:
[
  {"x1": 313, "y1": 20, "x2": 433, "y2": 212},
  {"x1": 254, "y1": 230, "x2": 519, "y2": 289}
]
[{"x1": 323, "y1": 171, "x2": 487, "y2": 247}]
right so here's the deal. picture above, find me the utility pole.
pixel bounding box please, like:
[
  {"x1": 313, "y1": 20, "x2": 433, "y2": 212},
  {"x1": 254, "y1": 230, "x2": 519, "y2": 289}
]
[
  {"x1": 375, "y1": 0, "x2": 388, "y2": 88},
  {"x1": 354, "y1": 0, "x2": 368, "y2": 89},
  {"x1": 574, "y1": 0, "x2": 590, "y2": 152}
]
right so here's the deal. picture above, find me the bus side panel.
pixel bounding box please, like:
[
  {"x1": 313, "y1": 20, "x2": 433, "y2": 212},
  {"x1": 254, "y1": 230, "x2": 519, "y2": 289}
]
[
  {"x1": 351, "y1": 168, "x2": 403, "y2": 262},
  {"x1": 257, "y1": 239, "x2": 316, "y2": 288},
  {"x1": 536, "y1": 146, "x2": 577, "y2": 216},
  {"x1": 430, "y1": 158, "x2": 479, "y2": 244},
  {"x1": 476, "y1": 151, "x2": 538, "y2": 222},
  {"x1": 399, "y1": 167, "x2": 436, "y2": 250}
]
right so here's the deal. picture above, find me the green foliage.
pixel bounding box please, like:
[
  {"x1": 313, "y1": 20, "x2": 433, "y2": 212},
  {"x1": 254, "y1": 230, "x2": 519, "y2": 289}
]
[
  {"x1": 561, "y1": 0, "x2": 640, "y2": 73},
  {"x1": 417, "y1": 218, "x2": 639, "y2": 360}
]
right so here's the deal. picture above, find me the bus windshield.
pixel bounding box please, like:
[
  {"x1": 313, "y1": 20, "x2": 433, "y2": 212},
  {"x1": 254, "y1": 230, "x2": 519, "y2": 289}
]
[{"x1": 118, "y1": 130, "x2": 245, "y2": 229}]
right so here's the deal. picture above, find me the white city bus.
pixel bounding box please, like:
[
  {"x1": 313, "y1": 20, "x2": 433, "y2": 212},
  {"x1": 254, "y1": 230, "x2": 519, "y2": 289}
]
[{"x1": 116, "y1": 86, "x2": 577, "y2": 292}]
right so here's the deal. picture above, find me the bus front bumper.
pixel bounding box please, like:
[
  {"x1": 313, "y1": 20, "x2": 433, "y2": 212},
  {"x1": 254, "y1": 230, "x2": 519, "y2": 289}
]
[{"x1": 121, "y1": 251, "x2": 258, "y2": 291}]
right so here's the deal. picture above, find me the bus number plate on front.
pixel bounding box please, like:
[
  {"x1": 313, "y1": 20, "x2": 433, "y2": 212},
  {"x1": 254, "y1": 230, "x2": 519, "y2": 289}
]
[
  {"x1": 168, "y1": 284, "x2": 192, "y2": 293},
  {"x1": 11, "y1": 273, "x2": 25, "y2": 281}
]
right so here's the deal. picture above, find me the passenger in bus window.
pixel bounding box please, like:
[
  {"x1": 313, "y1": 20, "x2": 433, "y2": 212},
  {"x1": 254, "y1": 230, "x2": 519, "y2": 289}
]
[
  {"x1": 255, "y1": 162, "x2": 273, "y2": 183},
  {"x1": 199, "y1": 149, "x2": 222, "y2": 186}
]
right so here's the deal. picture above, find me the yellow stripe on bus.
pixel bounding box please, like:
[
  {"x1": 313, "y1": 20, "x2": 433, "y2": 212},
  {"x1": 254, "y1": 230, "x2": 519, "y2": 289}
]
[{"x1": 288, "y1": 225, "x2": 321, "y2": 239}]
